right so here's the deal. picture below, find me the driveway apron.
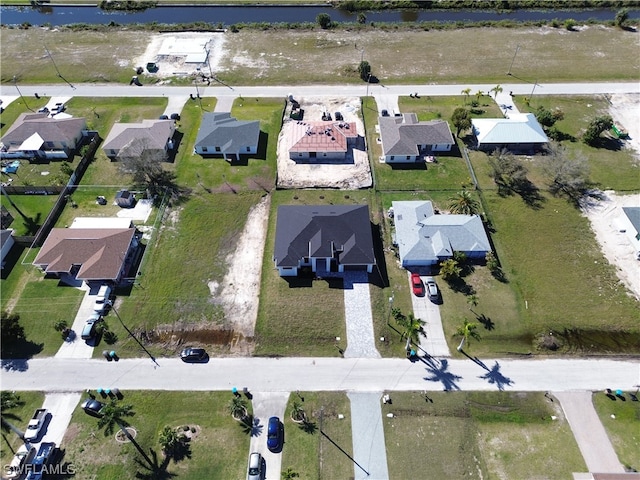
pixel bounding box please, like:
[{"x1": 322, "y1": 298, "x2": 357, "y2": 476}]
[
  {"x1": 39, "y1": 392, "x2": 82, "y2": 446},
  {"x1": 248, "y1": 391, "x2": 290, "y2": 480},
  {"x1": 343, "y1": 272, "x2": 380, "y2": 359},
  {"x1": 55, "y1": 286, "x2": 95, "y2": 359},
  {"x1": 347, "y1": 392, "x2": 389, "y2": 480},
  {"x1": 410, "y1": 274, "x2": 451, "y2": 357},
  {"x1": 554, "y1": 391, "x2": 625, "y2": 474}
]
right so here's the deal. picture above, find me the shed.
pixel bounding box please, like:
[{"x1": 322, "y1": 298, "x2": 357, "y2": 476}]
[{"x1": 115, "y1": 190, "x2": 136, "y2": 208}]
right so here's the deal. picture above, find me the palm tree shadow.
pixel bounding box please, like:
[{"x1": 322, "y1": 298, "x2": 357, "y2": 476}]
[
  {"x1": 299, "y1": 420, "x2": 317, "y2": 434},
  {"x1": 476, "y1": 314, "x2": 495, "y2": 331},
  {"x1": 240, "y1": 415, "x2": 263, "y2": 437},
  {"x1": 422, "y1": 358, "x2": 462, "y2": 391},
  {"x1": 134, "y1": 449, "x2": 177, "y2": 480},
  {"x1": 478, "y1": 362, "x2": 514, "y2": 391}
]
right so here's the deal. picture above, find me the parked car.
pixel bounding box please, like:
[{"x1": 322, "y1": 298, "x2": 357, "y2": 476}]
[
  {"x1": 6, "y1": 444, "x2": 36, "y2": 479},
  {"x1": 170, "y1": 113, "x2": 181, "y2": 121},
  {"x1": 159, "y1": 114, "x2": 169, "y2": 120},
  {"x1": 334, "y1": 111, "x2": 343, "y2": 121},
  {"x1": 381, "y1": 109, "x2": 389, "y2": 117},
  {"x1": 247, "y1": 452, "x2": 263, "y2": 480},
  {"x1": 37, "y1": 107, "x2": 49, "y2": 114},
  {"x1": 81, "y1": 313, "x2": 102, "y2": 341},
  {"x1": 81, "y1": 398, "x2": 105, "y2": 418},
  {"x1": 180, "y1": 347, "x2": 209, "y2": 363},
  {"x1": 52, "y1": 102, "x2": 65, "y2": 113},
  {"x1": 411, "y1": 273, "x2": 424, "y2": 297},
  {"x1": 266, "y1": 416, "x2": 284, "y2": 452},
  {"x1": 425, "y1": 276, "x2": 439, "y2": 301},
  {"x1": 24, "y1": 408, "x2": 49, "y2": 442},
  {"x1": 93, "y1": 284, "x2": 112, "y2": 314}
]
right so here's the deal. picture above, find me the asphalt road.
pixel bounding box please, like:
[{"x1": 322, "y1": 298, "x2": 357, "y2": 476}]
[{"x1": 2, "y1": 357, "x2": 638, "y2": 394}]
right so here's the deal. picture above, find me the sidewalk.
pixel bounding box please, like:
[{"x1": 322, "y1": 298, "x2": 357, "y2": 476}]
[{"x1": 554, "y1": 391, "x2": 625, "y2": 474}]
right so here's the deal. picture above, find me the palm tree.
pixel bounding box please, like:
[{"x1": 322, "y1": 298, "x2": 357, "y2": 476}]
[
  {"x1": 439, "y1": 258, "x2": 462, "y2": 283},
  {"x1": 1, "y1": 391, "x2": 26, "y2": 445},
  {"x1": 282, "y1": 467, "x2": 300, "y2": 479},
  {"x1": 466, "y1": 295, "x2": 479, "y2": 312},
  {"x1": 461, "y1": 87, "x2": 471, "y2": 105},
  {"x1": 399, "y1": 313, "x2": 425, "y2": 345},
  {"x1": 158, "y1": 425, "x2": 181, "y2": 458},
  {"x1": 455, "y1": 319, "x2": 481, "y2": 352},
  {"x1": 228, "y1": 396, "x2": 248, "y2": 421},
  {"x1": 447, "y1": 190, "x2": 480, "y2": 215},
  {"x1": 97, "y1": 400, "x2": 153, "y2": 468},
  {"x1": 290, "y1": 401, "x2": 307, "y2": 423},
  {"x1": 475, "y1": 90, "x2": 484, "y2": 102},
  {"x1": 490, "y1": 84, "x2": 503, "y2": 99}
]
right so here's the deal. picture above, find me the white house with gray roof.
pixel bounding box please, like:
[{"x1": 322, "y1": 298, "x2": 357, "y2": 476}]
[
  {"x1": 392, "y1": 200, "x2": 491, "y2": 267},
  {"x1": 379, "y1": 114, "x2": 454, "y2": 164},
  {"x1": 194, "y1": 112, "x2": 260, "y2": 162},
  {"x1": 102, "y1": 119, "x2": 175, "y2": 161},
  {"x1": 471, "y1": 113, "x2": 548, "y2": 153}
]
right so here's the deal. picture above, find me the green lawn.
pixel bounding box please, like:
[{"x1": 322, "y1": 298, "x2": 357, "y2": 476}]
[
  {"x1": 63, "y1": 391, "x2": 250, "y2": 480},
  {"x1": 592, "y1": 391, "x2": 640, "y2": 472},
  {"x1": 0, "y1": 391, "x2": 46, "y2": 467},
  {"x1": 383, "y1": 391, "x2": 585, "y2": 479},
  {"x1": 281, "y1": 392, "x2": 353, "y2": 480}
]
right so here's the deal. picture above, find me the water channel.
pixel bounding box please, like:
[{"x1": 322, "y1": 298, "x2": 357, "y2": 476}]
[{"x1": 1, "y1": 5, "x2": 638, "y2": 27}]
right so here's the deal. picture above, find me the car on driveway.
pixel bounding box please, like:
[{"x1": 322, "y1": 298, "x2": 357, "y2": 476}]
[
  {"x1": 170, "y1": 113, "x2": 181, "y2": 121},
  {"x1": 81, "y1": 398, "x2": 105, "y2": 418},
  {"x1": 81, "y1": 313, "x2": 102, "y2": 340},
  {"x1": 247, "y1": 452, "x2": 263, "y2": 480},
  {"x1": 425, "y1": 276, "x2": 439, "y2": 301},
  {"x1": 267, "y1": 416, "x2": 284, "y2": 452},
  {"x1": 411, "y1": 273, "x2": 424, "y2": 296},
  {"x1": 180, "y1": 347, "x2": 209, "y2": 363},
  {"x1": 381, "y1": 109, "x2": 389, "y2": 117},
  {"x1": 93, "y1": 284, "x2": 112, "y2": 314}
]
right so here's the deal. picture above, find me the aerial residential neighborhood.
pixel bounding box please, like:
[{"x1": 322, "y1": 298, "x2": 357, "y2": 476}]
[{"x1": 1, "y1": 3, "x2": 639, "y2": 479}]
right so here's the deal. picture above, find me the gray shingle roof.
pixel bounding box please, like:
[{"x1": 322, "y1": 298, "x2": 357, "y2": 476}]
[
  {"x1": 1, "y1": 112, "x2": 86, "y2": 147},
  {"x1": 102, "y1": 119, "x2": 175, "y2": 152},
  {"x1": 379, "y1": 114, "x2": 454, "y2": 156},
  {"x1": 622, "y1": 207, "x2": 640, "y2": 238},
  {"x1": 195, "y1": 112, "x2": 260, "y2": 153},
  {"x1": 274, "y1": 205, "x2": 376, "y2": 268}
]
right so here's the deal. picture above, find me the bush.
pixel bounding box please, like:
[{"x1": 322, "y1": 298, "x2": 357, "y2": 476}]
[
  {"x1": 316, "y1": 13, "x2": 332, "y2": 29},
  {"x1": 564, "y1": 19, "x2": 577, "y2": 31}
]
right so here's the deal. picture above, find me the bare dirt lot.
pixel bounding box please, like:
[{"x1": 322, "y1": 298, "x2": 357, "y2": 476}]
[{"x1": 276, "y1": 96, "x2": 372, "y2": 189}]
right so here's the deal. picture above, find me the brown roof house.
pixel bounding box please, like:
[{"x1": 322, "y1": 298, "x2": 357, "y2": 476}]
[
  {"x1": 33, "y1": 227, "x2": 140, "y2": 284},
  {"x1": 273, "y1": 205, "x2": 376, "y2": 277},
  {"x1": 288, "y1": 121, "x2": 359, "y2": 162},
  {"x1": 102, "y1": 119, "x2": 175, "y2": 161},
  {"x1": 0, "y1": 112, "x2": 87, "y2": 160},
  {"x1": 379, "y1": 114, "x2": 454, "y2": 164}
]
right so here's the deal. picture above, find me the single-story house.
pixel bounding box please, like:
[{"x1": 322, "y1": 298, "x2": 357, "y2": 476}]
[
  {"x1": 379, "y1": 114, "x2": 454, "y2": 164},
  {"x1": 288, "y1": 121, "x2": 358, "y2": 162},
  {"x1": 33, "y1": 227, "x2": 140, "y2": 284},
  {"x1": 0, "y1": 112, "x2": 87, "y2": 160},
  {"x1": 273, "y1": 205, "x2": 376, "y2": 277},
  {"x1": 471, "y1": 113, "x2": 548, "y2": 153},
  {"x1": 1, "y1": 229, "x2": 14, "y2": 269},
  {"x1": 70, "y1": 217, "x2": 134, "y2": 229},
  {"x1": 194, "y1": 112, "x2": 260, "y2": 161},
  {"x1": 102, "y1": 119, "x2": 175, "y2": 161},
  {"x1": 620, "y1": 207, "x2": 640, "y2": 260},
  {"x1": 392, "y1": 200, "x2": 491, "y2": 267}
]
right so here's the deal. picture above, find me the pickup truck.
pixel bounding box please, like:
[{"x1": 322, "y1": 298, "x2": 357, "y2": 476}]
[
  {"x1": 24, "y1": 408, "x2": 48, "y2": 442},
  {"x1": 25, "y1": 442, "x2": 56, "y2": 480}
]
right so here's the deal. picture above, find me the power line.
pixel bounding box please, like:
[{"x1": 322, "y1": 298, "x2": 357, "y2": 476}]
[{"x1": 43, "y1": 44, "x2": 76, "y2": 90}]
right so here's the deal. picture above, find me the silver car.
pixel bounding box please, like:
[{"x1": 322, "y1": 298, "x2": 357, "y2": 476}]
[
  {"x1": 247, "y1": 452, "x2": 263, "y2": 480},
  {"x1": 425, "y1": 276, "x2": 439, "y2": 301}
]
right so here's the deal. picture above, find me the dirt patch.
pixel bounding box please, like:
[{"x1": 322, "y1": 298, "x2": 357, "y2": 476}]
[
  {"x1": 276, "y1": 96, "x2": 372, "y2": 189},
  {"x1": 607, "y1": 93, "x2": 640, "y2": 161},
  {"x1": 582, "y1": 191, "x2": 640, "y2": 301}
]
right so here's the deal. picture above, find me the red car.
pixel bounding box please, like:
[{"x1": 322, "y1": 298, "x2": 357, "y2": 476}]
[{"x1": 411, "y1": 273, "x2": 424, "y2": 296}]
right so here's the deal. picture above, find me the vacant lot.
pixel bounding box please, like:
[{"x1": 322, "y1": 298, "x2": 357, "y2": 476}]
[{"x1": 2, "y1": 25, "x2": 638, "y2": 85}]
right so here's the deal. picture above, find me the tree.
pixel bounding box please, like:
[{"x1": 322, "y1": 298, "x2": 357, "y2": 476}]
[
  {"x1": 1, "y1": 310, "x2": 26, "y2": 344},
  {"x1": 282, "y1": 467, "x2": 300, "y2": 479},
  {"x1": 228, "y1": 396, "x2": 248, "y2": 420},
  {"x1": 396, "y1": 312, "x2": 425, "y2": 345},
  {"x1": 455, "y1": 319, "x2": 481, "y2": 351},
  {"x1": 615, "y1": 8, "x2": 629, "y2": 28},
  {"x1": 158, "y1": 425, "x2": 184, "y2": 459},
  {"x1": 475, "y1": 90, "x2": 484, "y2": 102},
  {"x1": 1, "y1": 391, "x2": 26, "y2": 443},
  {"x1": 447, "y1": 190, "x2": 480, "y2": 215},
  {"x1": 488, "y1": 148, "x2": 529, "y2": 196},
  {"x1": 97, "y1": 400, "x2": 154, "y2": 468},
  {"x1": 316, "y1": 13, "x2": 331, "y2": 29},
  {"x1": 466, "y1": 294, "x2": 479, "y2": 312},
  {"x1": 534, "y1": 105, "x2": 564, "y2": 129},
  {"x1": 461, "y1": 87, "x2": 471, "y2": 105},
  {"x1": 358, "y1": 60, "x2": 371, "y2": 82},
  {"x1": 542, "y1": 142, "x2": 593, "y2": 205},
  {"x1": 485, "y1": 251, "x2": 504, "y2": 280},
  {"x1": 490, "y1": 84, "x2": 503, "y2": 99},
  {"x1": 291, "y1": 402, "x2": 307, "y2": 423},
  {"x1": 439, "y1": 258, "x2": 462, "y2": 283},
  {"x1": 583, "y1": 115, "x2": 614, "y2": 146},
  {"x1": 451, "y1": 107, "x2": 471, "y2": 137}
]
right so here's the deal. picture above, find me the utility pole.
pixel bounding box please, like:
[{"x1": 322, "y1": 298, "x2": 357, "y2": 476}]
[
  {"x1": 507, "y1": 44, "x2": 520, "y2": 76},
  {"x1": 13, "y1": 76, "x2": 34, "y2": 112}
]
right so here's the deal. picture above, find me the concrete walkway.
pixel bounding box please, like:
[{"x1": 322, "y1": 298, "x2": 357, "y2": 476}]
[
  {"x1": 493, "y1": 90, "x2": 521, "y2": 118},
  {"x1": 554, "y1": 391, "x2": 625, "y2": 474},
  {"x1": 347, "y1": 392, "x2": 389, "y2": 480},
  {"x1": 343, "y1": 272, "x2": 380, "y2": 359},
  {"x1": 248, "y1": 391, "x2": 290, "y2": 480},
  {"x1": 409, "y1": 273, "x2": 451, "y2": 357}
]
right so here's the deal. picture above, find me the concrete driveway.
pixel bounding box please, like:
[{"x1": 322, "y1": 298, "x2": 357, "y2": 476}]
[
  {"x1": 248, "y1": 391, "x2": 290, "y2": 480},
  {"x1": 38, "y1": 392, "x2": 82, "y2": 446},
  {"x1": 55, "y1": 286, "x2": 95, "y2": 359},
  {"x1": 409, "y1": 273, "x2": 451, "y2": 357}
]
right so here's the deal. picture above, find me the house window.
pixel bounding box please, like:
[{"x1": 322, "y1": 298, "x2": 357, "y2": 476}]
[
  {"x1": 202, "y1": 147, "x2": 208, "y2": 152},
  {"x1": 390, "y1": 156, "x2": 394, "y2": 160},
  {"x1": 215, "y1": 147, "x2": 221, "y2": 152},
  {"x1": 406, "y1": 156, "x2": 410, "y2": 160},
  {"x1": 323, "y1": 153, "x2": 327, "y2": 156},
  {"x1": 246, "y1": 147, "x2": 250, "y2": 152}
]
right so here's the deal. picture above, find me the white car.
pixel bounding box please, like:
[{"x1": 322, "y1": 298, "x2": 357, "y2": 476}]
[
  {"x1": 93, "y1": 285, "x2": 112, "y2": 314},
  {"x1": 425, "y1": 276, "x2": 439, "y2": 301}
]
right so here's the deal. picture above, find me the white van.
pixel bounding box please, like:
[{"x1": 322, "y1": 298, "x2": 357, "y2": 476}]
[{"x1": 93, "y1": 285, "x2": 112, "y2": 313}]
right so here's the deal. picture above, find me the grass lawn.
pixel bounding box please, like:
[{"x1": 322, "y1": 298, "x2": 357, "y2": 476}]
[
  {"x1": 383, "y1": 391, "x2": 585, "y2": 479},
  {"x1": 592, "y1": 391, "x2": 640, "y2": 472},
  {"x1": 281, "y1": 392, "x2": 353, "y2": 480},
  {"x1": 0, "y1": 391, "x2": 46, "y2": 467},
  {"x1": 63, "y1": 391, "x2": 250, "y2": 480},
  {"x1": 0, "y1": 194, "x2": 58, "y2": 236}
]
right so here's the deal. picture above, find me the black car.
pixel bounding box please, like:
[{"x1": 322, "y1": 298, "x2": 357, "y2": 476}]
[
  {"x1": 381, "y1": 109, "x2": 389, "y2": 117},
  {"x1": 170, "y1": 113, "x2": 181, "y2": 121},
  {"x1": 266, "y1": 416, "x2": 284, "y2": 452},
  {"x1": 159, "y1": 115, "x2": 169, "y2": 120},
  {"x1": 335, "y1": 111, "x2": 343, "y2": 121},
  {"x1": 180, "y1": 347, "x2": 209, "y2": 363},
  {"x1": 81, "y1": 399, "x2": 105, "y2": 418}
]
